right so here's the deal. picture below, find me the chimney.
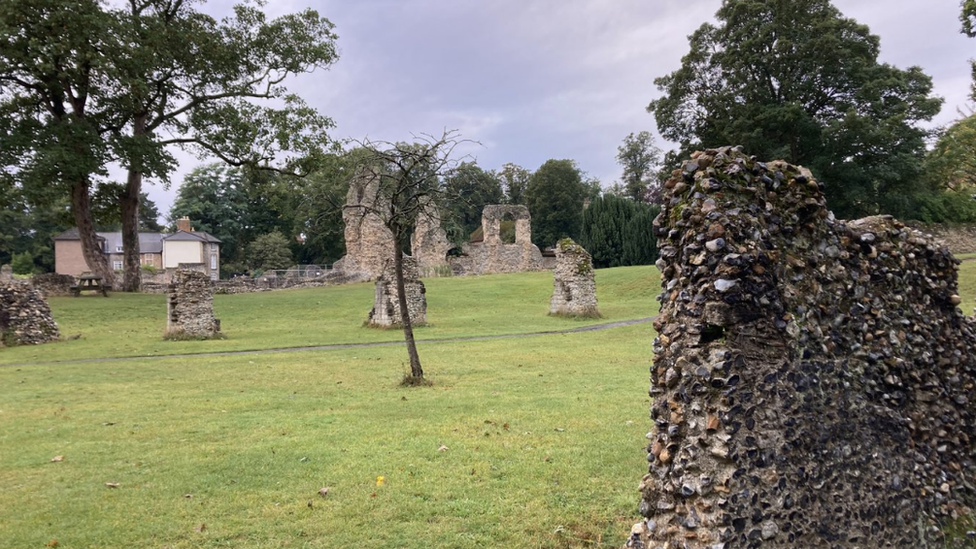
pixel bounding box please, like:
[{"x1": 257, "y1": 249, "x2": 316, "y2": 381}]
[{"x1": 176, "y1": 217, "x2": 193, "y2": 232}]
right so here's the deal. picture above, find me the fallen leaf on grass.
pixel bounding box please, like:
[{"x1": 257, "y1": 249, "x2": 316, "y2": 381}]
[
  {"x1": 543, "y1": 456, "x2": 552, "y2": 463},
  {"x1": 45, "y1": 540, "x2": 58, "y2": 547},
  {"x1": 183, "y1": 494, "x2": 193, "y2": 499},
  {"x1": 306, "y1": 500, "x2": 313, "y2": 508},
  {"x1": 375, "y1": 476, "x2": 385, "y2": 487},
  {"x1": 318, "y1": 487, "x2": 330, "y2": 497},
  {"x1": 50, "y1": 455, "x2": 64, "y2": 463},
  {"x1": 437, "y1": 445, "x2": 449, "y2": 452},
  {"x1": 105, "y1": 482, "x2": 120, "y2": 488},
  {"x1": 194, "y1": 524, "x2": 206, "y2": 533}
]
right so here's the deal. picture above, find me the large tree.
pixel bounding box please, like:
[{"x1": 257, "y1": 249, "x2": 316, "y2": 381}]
[
  {"x1": 616, "y1": 131, "x2": 662, "y2": 202},
  {"x1": 497, "y1": 162, "x2": 531, "y2": 205},
  {"x1": 0, "y1": 0, "x2": 121, "y2": 283},
  {"x1": 524, "y1": 159, "x2": 587, "y2": 248},
  {"x1": 109, "y1": 1, "x2": 337, "y2": 291},
  {"x1": 169, "y1": 164, "x2": 250, "y2": 265},
  {"x1": 0, "y1": 0, "x2": 337, "y2": 291},
  {"x1": 579, "y1": 194, "x2": 660, "y2": 268},
  {"x1": 649, "y1": 0, "x2": 942, "y2": 219}
]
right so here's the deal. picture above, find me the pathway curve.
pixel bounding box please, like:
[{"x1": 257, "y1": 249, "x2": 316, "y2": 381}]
[{"x1": 3, "y1": 316, "x2": 656, "y2": 368}]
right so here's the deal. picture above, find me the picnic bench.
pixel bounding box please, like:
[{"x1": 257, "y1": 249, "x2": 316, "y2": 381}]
[{"x1": 70, "y1": 274, "x2": 110, "y2": 297}]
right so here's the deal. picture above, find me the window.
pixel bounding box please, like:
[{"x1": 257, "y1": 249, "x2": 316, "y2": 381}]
[
  {"x1": 113, "y1": 261, "x2": 123, "y2": 270},
  {"x1": 116, "y1": 246, "x2": 124, "y2": 252},
  {"x1": 210, "y1": 254, "x2": 217, "y2": 270}
]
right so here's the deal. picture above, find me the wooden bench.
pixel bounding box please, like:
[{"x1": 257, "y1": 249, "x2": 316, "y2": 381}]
[{"x1": 71, "y1": 275, "x2": 110, "y2": 297}]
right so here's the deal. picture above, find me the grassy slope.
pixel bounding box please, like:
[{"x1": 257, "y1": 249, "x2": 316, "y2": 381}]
[{"x1": 1, "y1": 266, "x2": 658, "y2": 366}]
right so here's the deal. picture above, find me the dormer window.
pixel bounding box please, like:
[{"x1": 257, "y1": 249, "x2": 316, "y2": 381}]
[{"x1": 116, "y1": 246, "x2": 124, "y2": 252}]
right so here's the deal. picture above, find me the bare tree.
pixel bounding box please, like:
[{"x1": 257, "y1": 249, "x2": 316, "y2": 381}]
[{"x1": 352, "y1": 130, "x2": 469, "y2": 384}]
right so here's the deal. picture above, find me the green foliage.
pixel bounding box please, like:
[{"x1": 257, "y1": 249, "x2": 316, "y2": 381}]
[
  {"x1": 927, "y1": 113, "x2": 976, "y2": 192},
  {"x1": 964, "y1": 0, "x2": 976, "y2": 99},
  {"x1": 140, "y1": 264, "x2": 157, "y2": 275},
  {"x1": 525, "y1": 159, "x2": 587, "y2": 248},
  {"x1": 579, "y1": 195, "x2": 660, "y2": 268},
  {"x1": 442, "y1": 162, "x2": 504, "y2": 237},
  {"x1": 90, "y1": 182, "x2": 163, "y2": 231},
  {"x1": 248, "y1": 231, "x2": 294, "y2": 271},
  {"x1": 0, "y1": 181, "x2": 70, "y2": 270},
  {"x1": 649, "y1": 0, "x2": 942, "y2": 219},
  {"x1": 10, "y1": 251, "x2": 35, "y2": 275},
  {"x1": 497, "y1": 162, "x2": 531, "y2": 205},
  {"x1": 170, "y1": 164, "x2": 249, "y2": 261},
  {"x1": 616, "y1": 131, "x2": 662, "y2": 201}
]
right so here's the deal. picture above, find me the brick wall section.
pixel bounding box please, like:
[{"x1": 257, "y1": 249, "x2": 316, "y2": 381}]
[
  {"x1": 367, "y1": 257, "x2": 427, "y2": 328},
  {"x1": 626, "y1": 147, "x2": 976, "y2": 548},
  {"x1": 165, "y1": 269, "x2": 220, "y2": 339},
  {"x1": 0, "y1": 280, "x2": 60, "y2": 346}
]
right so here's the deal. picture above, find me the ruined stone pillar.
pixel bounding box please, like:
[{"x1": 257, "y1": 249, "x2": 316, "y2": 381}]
[
  {"x1": 0, "y1": 281, "x2": 60, "y2": 346},
  {"x1": 367, "y1": 257, "x2": 427, "y2": 328},
  {"x1": 549, "y1": 238, "x2": 599, "y2": 318},
  {"x1": 165, "y1": 268, "x2": 220, "y2": 339},
  {"x1": 627, "y1": 147, "x2": 976, "y2": 549},
  {"x1": 0, "y1": 264, "x2": 12, "y2": 282}
]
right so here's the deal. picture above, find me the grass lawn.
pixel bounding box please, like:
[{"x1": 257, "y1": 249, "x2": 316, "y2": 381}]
[
  {"x1": 0, "y1": 267, "x2": 657, "y2": 548},
  {"x1": 0, "y1": 266, "x2": 659, "y2": 366}
]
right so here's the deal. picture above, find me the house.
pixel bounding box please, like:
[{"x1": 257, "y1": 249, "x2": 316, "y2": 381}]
[
  {"x1": 53, "y1": 218, "x2": 220, "y2": 281},
  {"x1": 162, "y1": 218, "x2": 222, "y2": 281}
]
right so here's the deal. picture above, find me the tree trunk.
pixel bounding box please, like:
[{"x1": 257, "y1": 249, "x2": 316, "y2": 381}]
[
  {"x1": 120, "y1": 114, "x2": 147, "y2": 292},
  {"x1": 394, "y1": 242, "x2": 423, "y2": 380},
  {"x1": 71, "y1": 178, "x2": 115, "y2": 286},
  {"x1": 121, "y1": 169, "x2": 143, "y2": 292}
]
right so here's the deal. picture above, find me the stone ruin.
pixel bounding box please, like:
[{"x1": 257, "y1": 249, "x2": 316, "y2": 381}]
[
  {"x1": 332, "y1": 170, "x2": 547, "y2": 280},
  {"x1": 410, "y1": 196, "x2": 453, "y2": 276},
  {"x1": 0, "y1": 264, "x2": 12, "y2": 282},
  {"x1": 30, "y1": 273, "x2": 76, "y2": 297},
  {"x1": 332, "y1": 170, "x2": 396, "y2": 281},
  {"x1": 0, "y1": 279, "x2": 60, "y2": 346},
  {"x1": 627, "y1": 147, "x2": 975, "y2": 548},
  {"x1": 549, "y1": 238, "x2": 600, "y2": 318},
  {"x1": 165, "y1": 268, "x2": 220, "y2": 339},
  {"x1": 450, "y1": 205, "x2": 545, "y2": 275},
  {"x1": 367, "y1": 256, "x2": 427, "y2": 328}
]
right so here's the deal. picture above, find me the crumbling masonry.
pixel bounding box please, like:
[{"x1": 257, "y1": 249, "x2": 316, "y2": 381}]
[
  {"x1": 0, "y1": 280, "x2": 60, "y2": 346},
  {"x1": 332, "y1": 170, "x2": 396, "y2": 281},
  {"x1": 165, "y1": 268, "x2": 220, "y2": 339},
  {"x1": 549, "y1": 238, "x2": 599, "y2": 318},
  {"x1": 451, "y1": 205, "x2": 545, "y2": 275},
  {"x1": 367, "y1": 257, "x2": 427, "y2": 328},
  {"x1": 627, "y1": 147, "x2": 975, "y2": 548}
]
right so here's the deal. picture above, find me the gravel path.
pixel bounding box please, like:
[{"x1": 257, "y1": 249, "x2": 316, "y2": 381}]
[{"x1": 2, "y1": 316, "x2": 655, "y2": 368}]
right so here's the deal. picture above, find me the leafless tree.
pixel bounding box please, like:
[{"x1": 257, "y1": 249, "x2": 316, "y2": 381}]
[{"x1": 353, "y1": 130, "x2": 471, "y2": 383}]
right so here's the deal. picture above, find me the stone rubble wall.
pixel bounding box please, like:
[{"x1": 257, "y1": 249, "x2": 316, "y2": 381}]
[
  {"x1": 450, "y1": 204, "x2": 546, "y2": 275},
  {"x1": 905, "y1": 222, "x2": 976, "y2": 255},
  {"x1": 333, "y1": 171, "x2": 395, "y2": 281},
  {"x1": 411, "y1": 196, "x2": 453, "y2": 276},
  {"x1": 0, "y1": 280, "x2": 60, "y2": 346},
  {"x1": 30, "y1": 273, "x2": 76, "y2": 297},
  {"x1": 165, "y1": 269, "x2": 220, "y2": 339},
  {"x1": 629, "y1": 147, "x2": 975, "y2": 549},
  {"x1": 549, "y1": 238, "x2": 599, "y2": 317},
  {"x1": 367, "y1": 257, "x2": 427, "y2": 328}
]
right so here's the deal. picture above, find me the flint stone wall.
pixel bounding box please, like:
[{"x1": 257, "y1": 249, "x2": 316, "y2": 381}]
[
  {"x1": 0, "y1": 281, "x2": 60, "y2": 346},
  {"x1": 905, "y1": 222, "x2": 976, "y2": 255},
  {"x1": 165, "y1": 269, "x2": 220, "y2": 339},
  {"x1": 333, "y1": 171, "x2": 395, "y2": 281},
  {"x1": 549, "y1": 238, "x2": 599, "y2": 317},
  {"x1": 629, "y1": 147, "x2": 975, "y2": 549},
  {"x1": 0, "y1": 264, "x2": 12, "y2": 282},
  {"x1": 411, "y1": 196, "x2": 453, "y2": 276},
  {"x1": 452, "y1": 205, "x2": 545, "y2": 275},
  {"x1": 367, "y1": 257, "x2": 426, "y2": 328},
  {"x1": 31, "y1": 273, "x2": 76, "y2": 297}
]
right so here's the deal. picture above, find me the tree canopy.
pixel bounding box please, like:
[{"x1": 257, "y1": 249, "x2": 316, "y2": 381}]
[
  {"x1": 524, "y1": 159, "x2": 587, "y2": 248},
  {"x1": 442, "y1": 162, "x2": 504, "y2": 239},
  {"x1": 616, "y1": 131, "x2": 662, "y2": 202},
  {"x1": 649, "y1": 0, "x2": 942, "y2": 219}
]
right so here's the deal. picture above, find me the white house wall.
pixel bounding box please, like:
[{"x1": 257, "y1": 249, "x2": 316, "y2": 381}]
[{"x1": 164, "y1": 241, "x2": 202, "y2": 268}]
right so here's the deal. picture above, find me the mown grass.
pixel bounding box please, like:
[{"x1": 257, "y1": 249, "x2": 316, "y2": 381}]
[
  {"x1": 0, "y1": 266, "x2": 658, "y2": 366},
  {"x1": 0, "y1": 321, "x2": 653, "y2": 549}
]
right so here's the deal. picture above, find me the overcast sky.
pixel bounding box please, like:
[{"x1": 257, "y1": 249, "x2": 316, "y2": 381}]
[{"x1": 141, "y1": 0, "x2": 976, "y2": 219}]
